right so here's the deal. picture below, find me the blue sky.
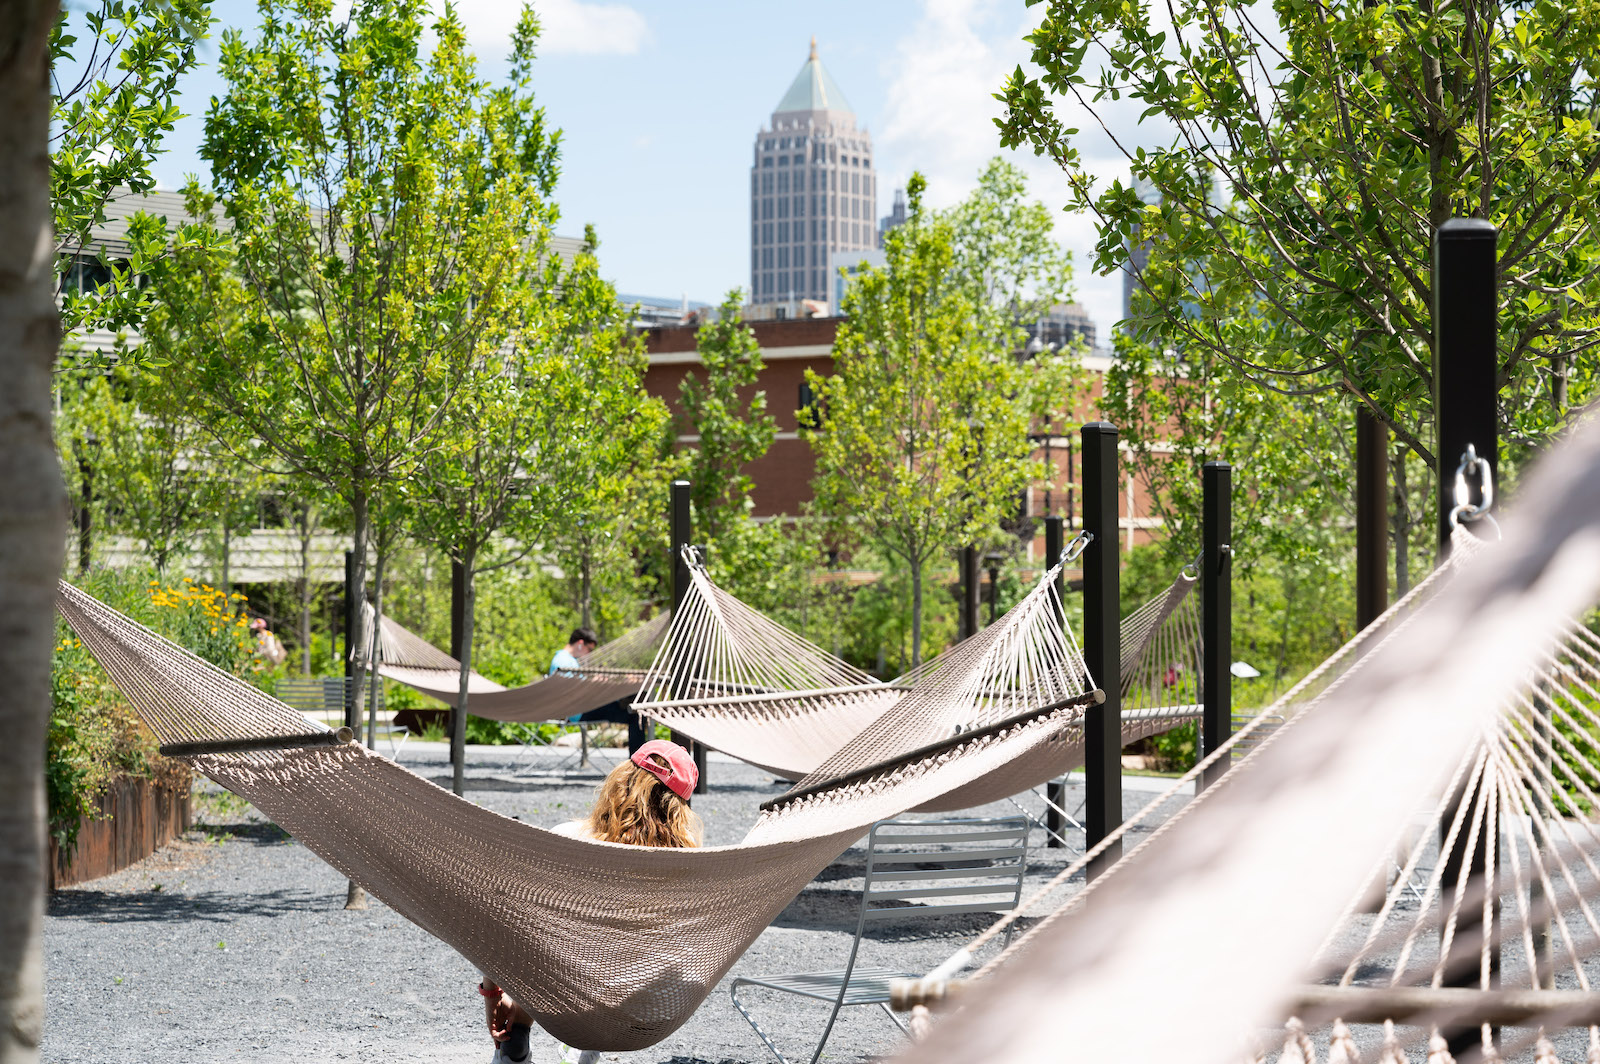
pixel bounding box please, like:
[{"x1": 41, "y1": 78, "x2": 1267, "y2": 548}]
[{"x1": 132, "y1": 0, "x2": 1143, "y2": 344}]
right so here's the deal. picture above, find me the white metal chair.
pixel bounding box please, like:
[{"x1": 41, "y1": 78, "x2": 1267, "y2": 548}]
[{"x1": 730, "y1": 816, "x2": 1030, "y2": 1064}]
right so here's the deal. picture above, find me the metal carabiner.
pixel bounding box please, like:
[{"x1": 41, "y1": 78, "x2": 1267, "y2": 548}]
[
  {"x1": 1447, "y1": 443, "x2": 1496, "y2": 529},
  {"x1": 1060, "y1": 530, "x2": 1094, "y2": 566}
]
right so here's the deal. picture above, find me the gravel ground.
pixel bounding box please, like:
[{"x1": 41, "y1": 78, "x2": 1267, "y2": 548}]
[{"x1": 43, "y1": 739, "x2": 1192, "y2": 1064}]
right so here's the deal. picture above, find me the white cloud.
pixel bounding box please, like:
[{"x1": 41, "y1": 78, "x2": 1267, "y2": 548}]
[
  {"x1": 878, "y1": 0, "x2": 1154, "y2": 344},
  {"x1": 456, "y1": 0, "x2": 649, "y2": 57}
]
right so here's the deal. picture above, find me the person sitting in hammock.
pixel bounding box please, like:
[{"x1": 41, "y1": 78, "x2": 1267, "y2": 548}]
[{"x1": 478, "y1": 739, "x2": 703, "y2": 1064}]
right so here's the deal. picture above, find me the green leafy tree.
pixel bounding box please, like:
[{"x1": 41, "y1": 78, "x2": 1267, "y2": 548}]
[
  {"x1": 56, "y1": 365, "x2": 216, "y2": 573},
  {"x1": 680, "y1": 290, "x2": 776, "y2": 543},
  {"x1": 807, "y1": 166, "x2": 1073, "y2": 665},
  {"x1": 52, "y1": 0, "x2": 215, "y2": 351},
  {"x1": 998, "y1": 0, "x2": 1600, "y2": 561},
  {"x1": 409, "y1": 229, "x2": 663, "y2": 792}
]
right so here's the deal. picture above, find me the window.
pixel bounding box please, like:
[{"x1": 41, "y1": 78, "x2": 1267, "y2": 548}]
[
  {"x1": 763, "y1": 198, "x2": 773, "y2": 219},
  {"x1": 851, "y1": 173, "x2": 860, "y2": 194},
  {"x1": 764, "y1": 272, "x2": 773, "y2": 294},
  {"x1": 778, "y1": 154, "x2": 789, "y2": 166},
  {"x1": 762, "y1": 156, "x2": 773, "y2": 168},
  {"x1": 751, "y1": 173, "x2": 758, "y2": 194},
  {"x1": 751, "y1": 250, "x2": 758, "y2": 271},
  {"x1": 810, "y1": 219, "x2": 818, "y2": 241},
  {"x1": 779, "y1": 248, "x2": 789, "y2": 269},
  {"x1": 763, "y1": 222, "x2": 773, "y2": 243},
  {"x1": 810, "y1": 194, "x2": 817, "y2": 216},
  {"x1": 794, "y1": 195, "x2": 804, "y2": 216},
  {"x1": 778, "y1": 172, "x2": 788, "y2": 193},
  {"x1": 831, "y1": 170, "x2": 838, "y2": 191},
  {"x1": 779, "y1": 221, "x2": 789, "y2": 243},
  {"x1": 765, "y1": 139, "x2": 774, "y2": 150},
  {"x1": 780, "y1": 137, "x2": 790, "y2": 149},
  {"x1": 762, "y1": 173, "x2": 773, "y2": 193},
  {"x1": 780, "y1": 198, "x2": 790, "y2": 218}
]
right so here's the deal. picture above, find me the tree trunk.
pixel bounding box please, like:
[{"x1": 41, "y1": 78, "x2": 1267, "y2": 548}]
[
  {"x1": 220, "y1": 521, "x2": 230, "y2": 591},
  {"x1": 0, "y1": 4, "x2": 67, "y2": 1060},
  {"x1": 343, "y1": 489, "x2": 369, "y2": 911},
  {"x1": 1392, "y1": 445, "x2": 1411, "y2": 599},
  {"x1": 297, "y1": 505, "x2": 311, "y2": 675},
  {"x1": 579, "y1": 549, "x2": 593, "y2": 631},
  {"x1": 451, "y1": 546, "x2": 477, "y2": 796},
  {"x1": 365, "y1": 548, "x2": 385, "y2": 750},
  {"x1": 910, "y1": 558, "x2": 924, "y2": 668},
  {"x1": 76, "y1": 454, "x2": 91, "y2": 574}
]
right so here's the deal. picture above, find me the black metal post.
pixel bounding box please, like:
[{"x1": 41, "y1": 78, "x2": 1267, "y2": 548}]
[
  {"x1": 343, "y1": 549, "x2": 358, "y2": 731},
  {"x1": 1044, "y1": 516, "x2": 1067, "y2": 849},
  {"x1": 1434, "y1": 217, "x2": 1500, "y2": 1057},
  {"x1": 1356, "y1": 410, "x2": 1388, "y2": 632},
  {"x1": 668, "y1": 479, "x2": 705, "y2": 790},
  {"x1": 985, "y1": 554, "x2": 1002, "y2": 625},
  {"x1": 959, "y1": 546, "x2": 978, "y2": 641},
  {"x1": 1082, "y1": 422, "x2": 1122, "y2": 879},
  {"x1": 1200, "y1": 461, "x2": 1232, "y2": 791}
]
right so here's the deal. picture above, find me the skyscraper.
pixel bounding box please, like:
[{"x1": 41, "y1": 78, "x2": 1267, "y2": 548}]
[{"x1": 750, "y1": 39, "x2": 877, "y2": 309}]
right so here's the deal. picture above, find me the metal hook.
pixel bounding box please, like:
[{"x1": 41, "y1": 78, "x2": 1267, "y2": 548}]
[
  {"x1": 1448, "y1": 443, "x2": 1496, "y2": 529},
  {"x1": 1060, "y1": 530, "x2": 1093, "y2": 566},
  {"x1": 1181, "y1": 549, "x2": 1202, "y2": 580}
]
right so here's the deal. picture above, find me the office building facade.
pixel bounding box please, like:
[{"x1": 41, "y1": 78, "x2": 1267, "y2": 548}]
[{"x1": 750, "y1": 39, "x2": 877, "y2": 307}]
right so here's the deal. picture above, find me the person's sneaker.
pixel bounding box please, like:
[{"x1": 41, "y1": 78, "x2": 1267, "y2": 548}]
[{"x1": 555, "y1": 1044, "x2": 599, "y2": 1064}]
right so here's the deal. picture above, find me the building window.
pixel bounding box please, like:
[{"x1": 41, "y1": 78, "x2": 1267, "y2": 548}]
[
  {"x1": 763, "y1": 198, "x2": 773, "y2": 219},
  {"x1": 781, "y1": 198, "x2": 790, "y2": 219},
  {"x1": 794, "y1": 195, "x2": 804, "y2": 217},
  {"x1": 780, "y1": 137, "x2": 790, "y2": 149},
  {"x1": 778, "y1": 154, "x2": 789, "y2": 166},
  {"x1": 762, "y1": 173, "x2": 773, "y2": 193},
  {"x1": 778, "y1": 221, "x2": 789, "y2": 243},
  {"x1": 810, "y1": 219, "x2": 818, "y2": 241},
  {"x1": 851, "y1": 173, "x2": 860, "y2": 194},
  {"x1": 778, "y1": 171, "x2": 788, "y2": 193},
  {"x1": 763, "y1": 248, "x2": 773, "y2": 268},
  {"x1": 764, "y1": 272, "x2": 773, "y2": 294},
  {"x1": 763, "y1": 222, "x2": 773, "y2": 244},
  {"x1": 762, "y1": 156, "x2": 773, "y2": 168},
  {"x1": 779, "y1": 248, "x2": 788, "y2": 269}
]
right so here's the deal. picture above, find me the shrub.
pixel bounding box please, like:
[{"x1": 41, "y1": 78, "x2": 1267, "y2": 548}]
[{"x1": 51, "y1": 570, "x2": 265, "y2": 857}]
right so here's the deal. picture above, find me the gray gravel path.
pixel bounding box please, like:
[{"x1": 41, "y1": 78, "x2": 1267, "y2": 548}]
[{"x1": 43, "y1": 740, "x2": 1190, "y2": 1064}]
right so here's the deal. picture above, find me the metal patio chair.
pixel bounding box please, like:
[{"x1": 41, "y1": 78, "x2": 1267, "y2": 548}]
[{"x1": 730, "y1": 815, "x2": 1030, "y2": 1064}]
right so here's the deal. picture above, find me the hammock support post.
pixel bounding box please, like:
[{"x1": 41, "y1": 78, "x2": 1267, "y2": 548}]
[
  {"x1": 1355, "y1": 409, "x2": 1388, "y2": 632},
  {"x1": 1433, "y1": 215, "x2": 1501, "y2": 1057},
  {"x1": 1044, "y1": 515, "x2": 1068, "y2": 849},
  {"x1": 1200, "y1": 461, "x2": 1231, "y2": 791},
  {"x1": 669, "y1": 479, "x2": 707, "y2": 791},
  {"x1": 1082, "y1": 421, "x2": 1123, "y2": 879},
  {"x1": 959, "y1": 546, "x2": 979, "y2": 641}
]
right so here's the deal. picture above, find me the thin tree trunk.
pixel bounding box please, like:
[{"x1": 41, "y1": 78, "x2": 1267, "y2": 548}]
[
  {"x1": 579, "y1": 549, "x2": 593, "y2": 630},
  {"x1": 451, "y1": 547, "x2": 477, "y2": 796},
  {"x1": 76, "y1": 454, "x2": 91, "y2": 574},
  {"x1": 344, "y1": 489, "x2": 369, "y2": 911},
  {"x1": 1392, "y1": 445, "x2": 1412, "y2": 599},
  {"x1": 911, "y1": 558, "x2": 924, "y2": 668},
  {"x1": 298, "y1": 504, "x2": 311, "y2": 675},
  {"x1": 220, "y1": 521, "x2": 230, "y2": 591},
  {"x1": 365, "y1": 548, "x2": 385, "y2": 750},
  {"x1": 0, "y1": 4, "x2": 66, "y2": 1059}
]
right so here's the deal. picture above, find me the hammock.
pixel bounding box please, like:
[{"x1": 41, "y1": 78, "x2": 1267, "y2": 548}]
[
  {"x1": 634, "y1": 552, "x2": 1203, "y2": 781},
  {"x1": 878, "y1": 420, "x2": 1600, "y2": 1064},
  {"x1": 363, "y1": 603, "x2": 668, "y2": 723},
  {"x1": 55, "y1": 555, "x2": 1106, "y2": 1051}
]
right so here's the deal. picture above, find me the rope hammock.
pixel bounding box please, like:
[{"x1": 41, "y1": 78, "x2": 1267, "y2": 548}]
[
  {"x1": 635, "y1": 550, "x2": 1204, "y2": 782},
  {"x1": 55, "y1": 564, "x2": 1107, "y2": 1051},
  {"x1": 362, "y1": 602, "x2": 669, "y2": 723},
  {"x1": 874, "y1": 418, "x2": 1600, "y2": 1064}
]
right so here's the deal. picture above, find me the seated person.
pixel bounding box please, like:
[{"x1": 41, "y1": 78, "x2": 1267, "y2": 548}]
[
  {"x1": 548, "y1": 627, "x2": 597, "y2": 675},
  {"x1": 478, "y1": 741, "x2": 702, "y2": 1064}
]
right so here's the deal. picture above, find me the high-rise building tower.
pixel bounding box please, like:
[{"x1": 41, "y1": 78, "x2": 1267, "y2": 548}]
[{"x1": 750, "y1": 38, "x2": 877, "y2": 309}]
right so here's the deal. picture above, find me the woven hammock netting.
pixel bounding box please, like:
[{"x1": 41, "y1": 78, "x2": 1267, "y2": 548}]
[
  {"x1": 363, "y1": 602, "x2": 669, "y2": 723},
  {"x1": 54, "y1": 544, "x2": 1109, "y2": 1052},
  {"x1": 886, "y1": 421, "x2": 1600, "y2": 1064},
  {"x1": 633, "y1": 549, "x2": 1204, "y2": 783}
]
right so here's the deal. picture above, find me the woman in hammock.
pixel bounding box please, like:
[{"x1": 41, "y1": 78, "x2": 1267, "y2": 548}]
[{"x1": 479, "y1": 739, "x2": 703, "y2": 1064}]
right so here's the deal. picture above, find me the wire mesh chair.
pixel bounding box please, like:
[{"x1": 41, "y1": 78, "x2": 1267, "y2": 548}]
[{"x1": 730, "y1": 816, "x2": 1030, "y2": 1064}]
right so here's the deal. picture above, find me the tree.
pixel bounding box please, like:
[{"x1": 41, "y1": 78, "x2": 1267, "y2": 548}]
[
  {"x1": 56, "y1": 365, "x2": 217, "y2": 573},
  {"x1": 52, "y1": 0, "x2": 215, "y2": 353},
  {"x1": 679, "y1": 290, "x2": 776, "y2": 543},
  {"x1": 410, "y1": 232, "x2": 661, "y2": 793},
  {"x1": 2, "y1": 3, "x2": 68, "y2": 1059},
  {"x1": 806, "y1": 165, "x2": 1074, "y2": 666},
  {"x1": 158, "y1": 0, "x2": 560, "y2": 904},
  {"x1": 998, "y1": 0, "x2": 1600, "y2": 510}
]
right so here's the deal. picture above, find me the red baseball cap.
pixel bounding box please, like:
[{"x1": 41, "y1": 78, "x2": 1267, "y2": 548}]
[{"x1": 631, "y1": 739, "x2": 698, "y2": 801}]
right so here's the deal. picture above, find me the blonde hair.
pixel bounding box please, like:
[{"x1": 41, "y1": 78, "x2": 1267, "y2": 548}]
[{"x1": 586, "y1": 754, "x2": 704, "y2": 848}]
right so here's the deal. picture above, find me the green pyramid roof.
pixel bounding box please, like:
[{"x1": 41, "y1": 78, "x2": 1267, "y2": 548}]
[{"x1": 775, "y1": 40, "x2": 853, "y2": 115}]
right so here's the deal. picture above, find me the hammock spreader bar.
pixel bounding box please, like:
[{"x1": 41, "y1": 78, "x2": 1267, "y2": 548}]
[
  {"x1": 159, "y1": 727, "x2": 354, "y2": 758},
  {"x1": 760, "y1": 688, "x2": 1106, "y2": 812}
]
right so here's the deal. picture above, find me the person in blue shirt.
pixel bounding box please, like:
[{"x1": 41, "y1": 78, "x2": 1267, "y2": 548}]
[{"x1": 548, "y1": 627, "x2": 597, "y2": 675}]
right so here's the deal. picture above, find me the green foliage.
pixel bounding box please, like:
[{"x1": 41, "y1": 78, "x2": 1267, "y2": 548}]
[
  {"x1": 51, "y1": 0, "x2": 216, "y2": 353},
  {"x1": 807, "y1": 161, "x2": 1075, "y2": 664},
  {"x1": 681, "y1": 290, "x2": 776, "y2": 544},
  {"x1": 49, "y1": 570, "x2": 260, "y2": 856},
  {"x1": 999, "y1": 0, "x2": 1600, "y2": 552}
]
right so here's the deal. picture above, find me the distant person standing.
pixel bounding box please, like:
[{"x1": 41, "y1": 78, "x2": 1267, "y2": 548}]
[{"x1": 548, "y1": 627, "x2": 597, "y2": 675}]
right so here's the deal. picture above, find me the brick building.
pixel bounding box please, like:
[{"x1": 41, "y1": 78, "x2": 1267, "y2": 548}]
[{"x1": 640, "y1": 316, "x2": 1167, "y2": 560}]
